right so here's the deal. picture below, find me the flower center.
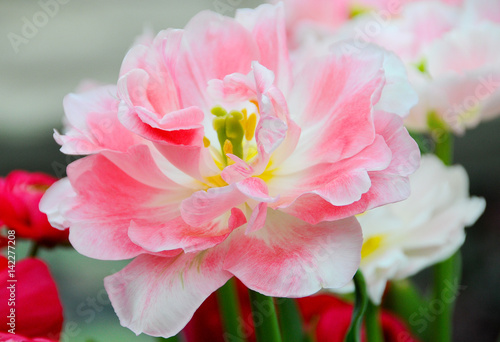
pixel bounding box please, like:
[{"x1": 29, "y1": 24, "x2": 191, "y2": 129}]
[
  {"x1": 209, "y1": 103, "x2": 258, "y2": 166},
  {"x1": 361, "y1": 235, "x2": 384, "y2": 259}
]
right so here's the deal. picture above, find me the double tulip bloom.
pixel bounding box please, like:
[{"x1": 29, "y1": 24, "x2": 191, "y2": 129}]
[
  {"x1": 41, "y1": 3, "x2": 419, "y2": 337},
  {"x1": 281, "y1": 0, "x2": 500, "y2": 134}
]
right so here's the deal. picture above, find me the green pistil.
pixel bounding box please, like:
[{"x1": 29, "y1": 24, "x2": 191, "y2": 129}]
[
  {"x1": 415, "y1": 58, "x2": 429, "y2": 75},
  {"x1": 211, "y1": 106, "x2": 228, "y2": 117},
  {"x1": 211, "y1": 106, "x2": 245, "y2": 163},
  {"x1": 427, "y1": 110, "x2": 449, "y2": 132},
  {"x1": 349, "y1": 4, "x2": 371, "y2": 18}
]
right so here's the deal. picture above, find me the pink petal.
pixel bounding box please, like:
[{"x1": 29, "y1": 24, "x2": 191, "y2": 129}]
[
  {"x1": 272, "y1": 134, "x2": 392, "y2": 214},
  {"x1": 39, "y1": 178, "x2": 75, "y2": 231},
  {"x1": 236, "y1": 3, "x2": 292, "y2": 92},
  {"x1": 56, "y1": 85, "x2": 139, "y2": 154},
  {"x1": 221, "y1": 154, "x2": 254, "y2": 184},
  {"x1": 128, "y1": 208, "x2": 245, "y2": 254},
  {"x1": 245, "y1": 202, "x2": 267, "y2": 234},
  {"x1": 119, "y1": 29, "x2": 183, "y2": 114},
  {"x1": 177, "y1": 11, "x2": 259, "y2": 108},
  {"x1": 117, "y1": 29, "x2": 205, "y2": 147},
  {"x1": 235, "y1": 177, "x2": 276, "y2": 202},
  {"x1": 225, "y1": 210, "x2": 362, "y2": 297},
  {"x1": 287, "y1": 50, "x2": 385, "y2": 165},
  {"x1": 180, "y1": 178, "x2": 275, "y2": 228},
  {"x1": 61, "y1": 148, "x2": 192, "y2": 260},
  {"x1": 274, "y1": 108, "x2": 418, "y2": 224},
  {"x1": 180, "y1": 185, "x2": 247, "y2": 228},
  {"x1": 153, "y1": 143, "x2": 217, "y2": 180},
  {"x1": 104, "y1": 251, "x2": 231, "y2": 337},
  {"x1": 373, "y1": 111, "x2": 420, "y2": 176},
  {"x1": 118, "y1": 70, "x2": 205, "y2": 146},
  {"x1": 255, "y1": 115, "x2": 288, "y2": 155}
]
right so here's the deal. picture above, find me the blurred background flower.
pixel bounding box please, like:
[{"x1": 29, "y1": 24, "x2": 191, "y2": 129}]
[
  {"x1": 0, "y1": 257, "x2": 63, "y2": 341},
  {"x1": 1, "y1": 1, "x2": 499, "y2": 341},
  {"x1": 0, "y1": 170, "x2": 69, "y2": 247}
]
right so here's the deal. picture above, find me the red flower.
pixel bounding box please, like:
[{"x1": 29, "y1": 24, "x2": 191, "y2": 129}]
[
  {"x1": 185, "y1": 281, "x2": 256, "y2": 342},
  {"x1": 0, "y1": 257, "x2": 63, "y2": 341},
  {"x1": 0, "y1": 335, "x2": 57, "y2": 342},
  {"x1": 296, "y1": 295, "x2": 420, "y2": 342},
  {"x1": 0, "y1": 171, "x2": 68, "y2": 246},
  {"x1": 185, "y1": 282, "x2": 419, "y2": 342}
]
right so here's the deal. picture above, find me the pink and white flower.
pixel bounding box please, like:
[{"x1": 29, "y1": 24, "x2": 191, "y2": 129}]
[
  {"x1": 40, "y1": 3, "x2": 419, "y2": 337},
  {"x1": 337, "y1": 154, "x2": 485, "y2": 303},
  {"x1": 275, "y1": 0, "x2": 465, "y2": 49},
  {"x1": 282, "y1": 0, "x2": 500, "y2": 134}
]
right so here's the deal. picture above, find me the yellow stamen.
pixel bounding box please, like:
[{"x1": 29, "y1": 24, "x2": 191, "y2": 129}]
[
  {"x1": 257, "y1": 160, "x2": 275, "y2": 183},
  {"x1": 203, "y1": 136, "x2": 211, "y2": 148},
  {"x1": 223, "y1": 139, "x2": 233, "y2": 156},
  {"x1": 245, "y1": 146, "x2": 258, "y2": 162},
  {"x1": 361, "y1": 235, "x2": 383, "y2": 259},
  {"x1": 244, "y1": 113, "x2": 257, "y2": 141},
  {"x1": 204, "y1": 174, "x2": 228, "y2": 188},
  {"x1": 250, "y1": 99, "x2": 260, "y2": 113}
]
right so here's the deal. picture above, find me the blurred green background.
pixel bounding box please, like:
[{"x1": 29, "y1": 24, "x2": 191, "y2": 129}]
[{"x1": 1, "y1": 1, "x2": 499, "y2": 341}]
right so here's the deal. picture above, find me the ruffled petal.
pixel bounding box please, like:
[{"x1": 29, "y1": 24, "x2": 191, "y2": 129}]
[
  {"x1": 56, "y1": 85, "x2": 139, "y2": 154},
  {"x1": 180, "y1": 178, "x2": 275, "y2": 228},
  {"x1": 104, "y1": 250, "x2": 231, "y2": 337},
  {"x1": 277, "y1": 111, "x2": 418, "y2": 224},
  {"x1": 57, "y1": 147, "x2": 194, "y2": 260},
  {"x1": 224, "y1": 210, "x2": 362, "y2": 297},
  {"x1": 236, "y1": 3, "x2": 292, "y2": 92},
  {"x1": 287, "y1": 48, "x2": 385, "y2": 165},
  {"x1": 177, "y1": 10, "x2": 259, "y2": 108},
  {"x1": 117, "y1": 29, "x2": 205, "y2": 147}
]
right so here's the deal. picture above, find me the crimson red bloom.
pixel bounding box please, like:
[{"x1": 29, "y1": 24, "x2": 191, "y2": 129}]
[
  {"x1": 296, "y1": 294, "x2": 420, "y2": 342},
  {"x1": 0, "y1": 257, "x2": 63, "y2": 341},
  {"x1": 0, "y1": 171, "x2": 68, "y2": 246},
  {"x1": 0, "y1": 335, "x2": 57, "y2": 342},
  {"x1": 185, "y1": 281, "x2": 256, "y2": 342},
  {"x1": 185, "y1": 282, "x2": 419, "y2": 342}
]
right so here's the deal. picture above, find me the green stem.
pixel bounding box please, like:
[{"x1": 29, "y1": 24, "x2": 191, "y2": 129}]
[
  {"x1": 28, "y1": 242, "x2": 40, "y2": 257},
  {"x1": 276, "y1": 298, "x2": 304, "y2": 342},
  {"x1": 383, "y1": 280, "x2": 429, "y2": 340},
  {"x1": 431, "y1": 130, "x2": 457, "y2": 342},
  {"x1": 157, "y1": 335, "x2": 181, "y2": 342},
  {"x1": 434, "y1": 130, "x2": 453, "y2": 166},
  {"x1": 365, "y1": 300, "x2": 383, "y2": 342},
  {"x1": 345, "y1": 270, "x2": 369, "y2": 342},
  {"x1": 248, "y1": 290, "x2": 282, "y2": 342},
  {"x1": 217, "y1": 278, "x2": 247, "y2": 342},
  {"x1": 432, "y1": 252, "x2": 461, "y2": 342}
]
